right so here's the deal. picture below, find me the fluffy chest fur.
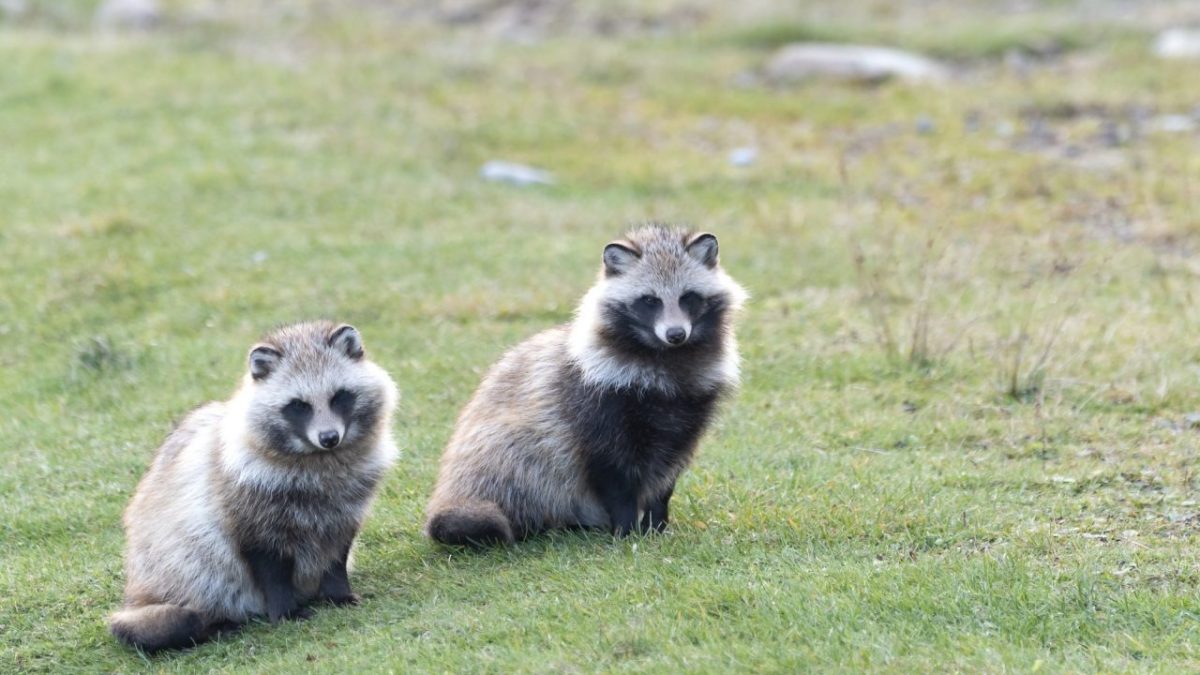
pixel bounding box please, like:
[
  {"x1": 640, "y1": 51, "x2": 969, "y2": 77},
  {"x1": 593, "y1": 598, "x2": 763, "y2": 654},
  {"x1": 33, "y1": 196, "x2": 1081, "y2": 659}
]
[{"x1": 215, "y1": 445, "x2": 385, "y2": 557}]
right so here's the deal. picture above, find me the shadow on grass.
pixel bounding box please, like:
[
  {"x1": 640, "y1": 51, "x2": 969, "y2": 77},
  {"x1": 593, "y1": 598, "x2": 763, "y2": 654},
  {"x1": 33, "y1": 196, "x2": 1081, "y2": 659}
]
[{"x1": 416, "y1": 525, "x2": 661, "y2": 565}]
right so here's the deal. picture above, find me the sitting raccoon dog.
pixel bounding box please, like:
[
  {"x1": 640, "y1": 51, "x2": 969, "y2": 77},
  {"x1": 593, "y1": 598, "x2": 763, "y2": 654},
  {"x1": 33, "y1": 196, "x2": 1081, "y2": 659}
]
[
  {"x1": 109, "y1": 322, "x2": 398, "y2": 652},
  {"x1": 426, "y1": 224, "x2": 747, "y2": 545}
]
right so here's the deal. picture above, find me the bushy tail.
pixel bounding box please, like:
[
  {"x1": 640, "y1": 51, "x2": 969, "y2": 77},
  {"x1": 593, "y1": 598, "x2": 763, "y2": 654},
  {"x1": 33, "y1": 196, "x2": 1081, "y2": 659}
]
[
  {"x1": 426, "y1": 499, "x2": 515, "y2": 547},
  {"x1": 109, "y1": 604, "x2": 209, "y2": 653}
]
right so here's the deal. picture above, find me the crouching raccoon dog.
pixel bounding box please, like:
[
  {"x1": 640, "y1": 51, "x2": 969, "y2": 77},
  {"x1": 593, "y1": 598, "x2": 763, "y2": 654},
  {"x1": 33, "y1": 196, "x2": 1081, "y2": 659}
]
[
  {"x1": 109, "y1": 322, "x2": 398, "y2": 652},
  {"x1": 426, "y1": 224, "x2": 747, "y2": 545}
]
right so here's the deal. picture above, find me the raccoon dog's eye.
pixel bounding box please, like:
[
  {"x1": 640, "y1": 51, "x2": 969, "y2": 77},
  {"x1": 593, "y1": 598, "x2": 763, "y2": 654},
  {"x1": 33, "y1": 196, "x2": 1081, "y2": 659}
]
[
  {"x1": 679, "y1": 291, "x2": 701, "y2": 305},
  {"x1": 330, "y1": 389, "x2": 354, "y2": 408},
  {"x1": 283, "y1": 399, "x2": 312, "y2": 416},
  {"x1": 636, "y1": 295, "x2": 662, "y2": 310}
]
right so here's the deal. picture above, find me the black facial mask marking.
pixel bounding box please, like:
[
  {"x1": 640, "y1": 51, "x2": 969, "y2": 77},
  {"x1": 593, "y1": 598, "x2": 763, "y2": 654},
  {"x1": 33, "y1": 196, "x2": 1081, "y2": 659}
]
[
  {"x1": 631, "y1": 295, "x2": 662, "y2": 324},
  {"x1": 603, "y1": 301, "x2": 658, "y2": 351},
  {"x1": 679, "y1": 290, "x2": 706, "y2": 318},
  {"x1": 330, "y1": 389, "x2": 357, "y2": 425},
  {"x1": 601, "y1": 291, "x2": 730, "y2": 355},
  {"x1": 683, "y1": 293, "x2": 728, "y2": 346},
  {"x1": 279, "y1": 398, "x2": 313, "y2": 450},
  {"x1": 282, "y1": 398, "x2": 312, "y2": 426}
]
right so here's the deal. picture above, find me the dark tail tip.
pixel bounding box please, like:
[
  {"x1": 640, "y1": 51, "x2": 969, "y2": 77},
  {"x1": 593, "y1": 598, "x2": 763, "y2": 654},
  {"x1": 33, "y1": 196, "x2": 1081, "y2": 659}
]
[
  {"x1": 109, "y1": 604, "x2": 208, "y2": 653},
  {"x1": 426, "y1": 501, "x2": 515, "y2": 547}
]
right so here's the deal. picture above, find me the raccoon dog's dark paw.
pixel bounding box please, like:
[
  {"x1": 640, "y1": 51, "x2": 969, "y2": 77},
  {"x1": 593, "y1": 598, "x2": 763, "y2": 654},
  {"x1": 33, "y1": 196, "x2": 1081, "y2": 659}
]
[
  {"x1": 268, "y1": 605, "x2": 314, "y2": 623},
  {"x1": 322, "y1": 592, "x2": 360, "y2": 607}
]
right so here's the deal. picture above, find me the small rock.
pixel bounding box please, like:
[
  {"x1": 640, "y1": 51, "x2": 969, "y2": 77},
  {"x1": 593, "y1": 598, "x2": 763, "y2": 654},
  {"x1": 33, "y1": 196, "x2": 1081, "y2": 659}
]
[
  {"x1": 0, "y1": 0, "x2": 28, "y2": 20},
  {"x1": 95, "y1": 0, "x2": 160, "y2": 30},
  {"x1": 480, "y1": 161, "x2": 555, "y2": 186},
  {"x1": 1096, "y1": 120, "x2": 1133, "y2": 148},
  {"x1": 728, "y1": 147, "x2": 758, "y2": 167},
  {"x1": 1003, "y1": 48, "x2": 1033, "y2": 78},
  {"x1": 730, "y1": 71, "x2": 760, "y2": 89},
  {"x1": 963, "y1": 110, "x2": 982, "y2": 134},
  {"x1": 251, "y1": 251, "x2": 268, "y2": 265},
  {"x1": 1154, "y1": 29, "x2": 1200, "y2": 60},
  {"x1": 1184, "y1": 412, "x2": 1200, "y2": 429},
  {"x1": 1147, "y1": 114, "x2": 1196, "y2": 134},
  {"x1": 763, "y1": 43, "x2": 948, "y2": 85},
  {"x1": 1067, "y1": 149, "x2": 1127, "y2": 173},
  {"x1": 915, "y1": 116, "x2": 935, "y2": 135},
  {"x1": 1154, "y1": 418, "x2": 1180, "y2": 431}
]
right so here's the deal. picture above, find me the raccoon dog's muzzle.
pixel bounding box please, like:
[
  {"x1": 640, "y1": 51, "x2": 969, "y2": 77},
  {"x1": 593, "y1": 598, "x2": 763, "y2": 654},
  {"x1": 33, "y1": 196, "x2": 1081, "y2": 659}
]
[{"x1": 655, "y1": 303, "x2": 691, "y2": 347}]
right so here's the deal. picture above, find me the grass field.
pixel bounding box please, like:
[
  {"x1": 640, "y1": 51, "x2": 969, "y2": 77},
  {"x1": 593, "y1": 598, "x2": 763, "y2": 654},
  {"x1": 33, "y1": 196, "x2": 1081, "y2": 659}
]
[{"x1": 3, "y1": 1, "x2": 1200, "y2": 672}]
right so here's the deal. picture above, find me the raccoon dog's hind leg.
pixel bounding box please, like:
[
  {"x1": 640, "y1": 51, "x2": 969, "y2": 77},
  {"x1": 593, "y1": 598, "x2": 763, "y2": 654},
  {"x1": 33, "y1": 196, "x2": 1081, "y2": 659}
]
[
  {"x1": 426, "y1": 499, "x2": 515, "y2": 547},
  {"x1": 108, "y1": 604, "x2": 225, "y2": 653}
]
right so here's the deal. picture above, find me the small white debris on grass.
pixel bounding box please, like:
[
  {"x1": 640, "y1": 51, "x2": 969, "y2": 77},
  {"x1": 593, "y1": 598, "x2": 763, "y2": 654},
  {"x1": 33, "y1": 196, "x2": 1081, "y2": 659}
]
[
  {"x1": 95, "y1": 0, "x2": 160, "y2": 30},
  {"x1": 764, "y1": 43, "x2": 948, "y2": 85},
  {"x1": 0, "y1": 0, "x2": 27, "y2": 20},
  {"x1": 728, "y1": 146, "x2": 758, "y2": 167},
  {"x1": 480, "y1": 160, "x2": 555, "y2": 186},
  {"x1": 1146, "y1": 115, "x2": 1196, "y2": 134},
  {"x1": 1154, "y1": 29, "x2": 1200, "y2": 60}
]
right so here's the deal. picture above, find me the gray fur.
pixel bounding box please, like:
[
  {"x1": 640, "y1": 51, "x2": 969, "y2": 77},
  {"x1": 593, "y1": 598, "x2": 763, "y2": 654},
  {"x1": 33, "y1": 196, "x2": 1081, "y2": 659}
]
[
  {"x1": 425, "y1": 225, "x2": 747, "y2": 544},
  {"x1": 109, "y1": 321, "x2": 398, "y2": 651}
]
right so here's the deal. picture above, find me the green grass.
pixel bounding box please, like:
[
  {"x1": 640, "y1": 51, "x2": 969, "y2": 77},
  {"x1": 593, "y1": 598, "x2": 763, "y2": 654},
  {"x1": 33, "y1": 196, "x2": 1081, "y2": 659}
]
[{"x1": 2, "y1": 1, "x2": 1200, "y2": 672}]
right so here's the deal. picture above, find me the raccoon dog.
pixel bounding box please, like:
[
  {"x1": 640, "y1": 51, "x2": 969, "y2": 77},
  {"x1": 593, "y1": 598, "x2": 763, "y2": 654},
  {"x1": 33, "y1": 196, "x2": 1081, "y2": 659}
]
[
  {"x1": 109, "y1": 322, "x2": 398, "y2": 652},
  {"x1": 426, "y1": 224, "x2": 747, "y2": 545}
]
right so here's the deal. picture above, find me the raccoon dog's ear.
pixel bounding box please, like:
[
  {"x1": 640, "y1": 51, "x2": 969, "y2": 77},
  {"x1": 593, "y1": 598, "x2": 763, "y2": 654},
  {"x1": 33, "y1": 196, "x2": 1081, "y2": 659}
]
[
  {"x1": 603, "y1": 240, "x2": 640, "y2": 277},
  {"x1": 249, "y1": 345, "x2": 282, "y2": 381},
  {"x1": 685, "y1": 232, "x2": 719, "y2": 269},
  {"x1": 328, "y1": 324, "x2": 365, "y2": 360}
]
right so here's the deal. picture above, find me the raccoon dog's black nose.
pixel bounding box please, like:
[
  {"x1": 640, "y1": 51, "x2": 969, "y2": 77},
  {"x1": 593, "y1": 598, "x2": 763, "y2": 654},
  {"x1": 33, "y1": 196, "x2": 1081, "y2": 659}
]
[
  {"x1": 318, "y1": 430, "x2": 340, "y2": 449},
  {"x1": 665, "y1": 327, "x2": 687, "y2": 345}
]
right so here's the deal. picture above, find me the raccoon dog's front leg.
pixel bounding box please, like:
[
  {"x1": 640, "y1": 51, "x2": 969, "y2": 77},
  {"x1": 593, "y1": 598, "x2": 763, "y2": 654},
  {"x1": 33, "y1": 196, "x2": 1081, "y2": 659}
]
[
  {"x1": 640, "y1": 483, "x2": 675, "y2": 534},
  {"x1": 317, "y1": 542, "x2": 359, "y2": 606},
  {"x1": 242, "y1": 546, "x2": 312, "y2": 622},
  {"x1": 588, "y1": 460, "x2": 640, "y2": 536},
  {"x1": 602, "y1": 490, "x2": 640, "y2": 537}
]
